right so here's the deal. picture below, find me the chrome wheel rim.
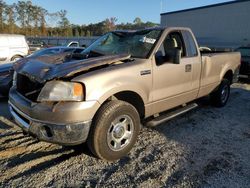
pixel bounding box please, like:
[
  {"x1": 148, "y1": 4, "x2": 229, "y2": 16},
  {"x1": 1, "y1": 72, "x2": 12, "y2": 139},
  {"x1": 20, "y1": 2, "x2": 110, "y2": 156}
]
[
  {"x1": 221, "y1": 85, "x2": 229, "y2": 103},
  {"x1": 107, "y1": 115, "x2": 134, "y2": 151}
]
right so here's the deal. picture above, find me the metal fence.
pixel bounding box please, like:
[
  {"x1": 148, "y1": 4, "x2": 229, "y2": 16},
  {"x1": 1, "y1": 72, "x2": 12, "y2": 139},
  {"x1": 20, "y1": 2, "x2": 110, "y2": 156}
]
[{"x1": 27, "y1": 36, "x2": 99, "y2": 47}]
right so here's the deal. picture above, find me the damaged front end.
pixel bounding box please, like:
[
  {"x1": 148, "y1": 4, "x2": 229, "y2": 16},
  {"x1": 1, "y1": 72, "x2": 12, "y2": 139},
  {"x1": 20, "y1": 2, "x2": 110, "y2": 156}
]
[
  {"x1": 12, "y1": 53, "x2": 131, "y2": 101},
  {"x1": 9, "y1": 53, "x2": 131, "y2": 145}
]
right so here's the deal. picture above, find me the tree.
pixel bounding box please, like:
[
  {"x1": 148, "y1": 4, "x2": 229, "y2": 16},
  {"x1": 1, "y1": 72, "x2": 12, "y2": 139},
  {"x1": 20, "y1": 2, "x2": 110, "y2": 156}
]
[
  {"x1": 104, "y1": 17, "x2": 117, "y2": 32},
  {"x1": 25, "y1": 1, "x2": 33, "y2": 35},
  {"x1": 5, "y1": 4, "x2": 16, "y2": 33},
  {"x1": 15, "y1": 1, "x2": 27, "y2": 34},
  {"x1": 133, "y1": 17, "x2": 142, "y2": 25},
  {"x1": 0, "y1": 0, "x2": 6, "y2": 32},
  {"x1": 0, "y1": 0, "x2": 159, "y2": 37},
  {"x1": 39, "y1": 8, "x2": 47, "y2": 36},
  {"x1": 58, "y1": 10, "x2": 72, "y2": 36}
]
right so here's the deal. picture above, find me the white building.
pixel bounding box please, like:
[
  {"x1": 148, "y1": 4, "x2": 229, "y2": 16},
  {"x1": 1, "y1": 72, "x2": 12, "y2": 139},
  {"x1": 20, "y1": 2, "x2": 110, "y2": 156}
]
[{"x1": 161, "y1": 0, "x2": 250, "y2": 49}]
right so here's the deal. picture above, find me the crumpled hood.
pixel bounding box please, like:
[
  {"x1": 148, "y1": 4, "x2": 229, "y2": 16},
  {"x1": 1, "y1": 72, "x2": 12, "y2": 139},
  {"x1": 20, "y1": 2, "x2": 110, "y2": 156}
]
[{"x1": 14, "y1": 53, "x2": 131, "y2": 83}]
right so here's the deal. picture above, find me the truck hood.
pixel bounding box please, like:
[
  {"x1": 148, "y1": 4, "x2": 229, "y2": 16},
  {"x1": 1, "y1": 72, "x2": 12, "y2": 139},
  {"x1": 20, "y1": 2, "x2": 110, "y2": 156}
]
[{"x1": 14, "y1": 53, "x2": 131, "y2": 83}]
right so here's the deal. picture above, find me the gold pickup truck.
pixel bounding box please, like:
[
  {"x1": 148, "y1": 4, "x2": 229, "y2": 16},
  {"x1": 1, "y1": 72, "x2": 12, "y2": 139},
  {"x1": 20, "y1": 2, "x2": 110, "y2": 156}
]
[{"x1": 9, "y1": 27, "x2": 240, "y2": 160}]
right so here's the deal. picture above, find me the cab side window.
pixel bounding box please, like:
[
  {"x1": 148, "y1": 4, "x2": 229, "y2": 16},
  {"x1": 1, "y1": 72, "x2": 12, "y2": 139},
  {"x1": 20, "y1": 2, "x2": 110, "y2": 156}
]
[
  {"x1": 155, "y1": 31, "x2": 186, "y2": 65},
  {"x1": 182, "y1": 31, "x2": 198, "y2": 57},
  {"x1": 164, "y1": 32, "x2": 186, "y2": 57}
]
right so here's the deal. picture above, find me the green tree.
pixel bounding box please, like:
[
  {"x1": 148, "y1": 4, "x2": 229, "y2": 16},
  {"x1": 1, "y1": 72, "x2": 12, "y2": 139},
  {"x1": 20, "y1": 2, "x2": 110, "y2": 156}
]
[
  {"x1": 133, "y1": 17, "x2": 142, "y2": 25},
  {"x1": 104, "y1": 17, "x2": 117, "y2": 32},
  {"x1": 58, "y1": 10, "x2": 72, "y2": 36},
  {"x1": 0, "y1": 0, "x2": 159, "y2": 37},
  {"x1": 15, "y1": 1, "x2": 27, "y2": 33},
  {"x1": 5, "y1": 4, "x2": 16, "y2": 33},
  {"x1": 0, "y1": 0, "x2": 6, "y2": 32},
  {"x1": 39, "y1": 8, "x2": 47, "y2": 36}
]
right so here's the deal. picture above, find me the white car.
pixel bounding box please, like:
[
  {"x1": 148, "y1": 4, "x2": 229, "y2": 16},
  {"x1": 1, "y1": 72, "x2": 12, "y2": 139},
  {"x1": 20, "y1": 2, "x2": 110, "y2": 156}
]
[{"x1": 0, "y1": 34, "x2": 29, "y2": 64}]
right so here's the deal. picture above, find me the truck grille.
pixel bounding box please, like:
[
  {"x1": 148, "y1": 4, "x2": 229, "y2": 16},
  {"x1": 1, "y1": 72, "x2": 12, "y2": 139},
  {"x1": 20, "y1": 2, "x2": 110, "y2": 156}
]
[{"x1": 16, "y1": 74, "x2": 44, "y2": 101}]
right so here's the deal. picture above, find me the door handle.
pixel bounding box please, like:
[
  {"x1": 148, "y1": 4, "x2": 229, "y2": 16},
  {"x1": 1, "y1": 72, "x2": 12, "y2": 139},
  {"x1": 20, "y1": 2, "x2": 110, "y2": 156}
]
[{"x1": 185, "y1": 64, "x2": 192, "y2": 72}]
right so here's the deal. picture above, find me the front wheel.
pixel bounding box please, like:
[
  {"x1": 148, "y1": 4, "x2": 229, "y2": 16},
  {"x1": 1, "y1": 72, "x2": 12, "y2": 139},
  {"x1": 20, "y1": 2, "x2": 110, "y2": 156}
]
[
  {"x1": 210, "y1": 79, "x2": 230, "y2": 107},
  {"x1": 87, "y1": 100, "x2": 140, "y2": 161}
]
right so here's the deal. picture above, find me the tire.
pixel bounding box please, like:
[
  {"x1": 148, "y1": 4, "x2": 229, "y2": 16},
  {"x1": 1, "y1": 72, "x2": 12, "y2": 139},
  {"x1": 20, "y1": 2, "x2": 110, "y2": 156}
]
[
  {"x1": 87, "y1": 100, "x2": 140, "y2": 161},
  {"x1": 11, "y1": 55, "x2": 22, "y2": 62},
  {"x1": 210, "y1": 79, "x2": 230, "y2": 107}
]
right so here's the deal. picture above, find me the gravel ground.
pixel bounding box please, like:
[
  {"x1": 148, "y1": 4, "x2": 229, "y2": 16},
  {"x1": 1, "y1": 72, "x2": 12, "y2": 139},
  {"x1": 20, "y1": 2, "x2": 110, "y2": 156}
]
[{"x1": 0, "y1": 82, "x2": 249, "y2": 188}]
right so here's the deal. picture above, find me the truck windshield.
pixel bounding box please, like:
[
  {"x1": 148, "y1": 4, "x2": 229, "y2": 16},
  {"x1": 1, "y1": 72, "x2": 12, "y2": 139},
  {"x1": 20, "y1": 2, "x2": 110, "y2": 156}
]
[{"x1": 83, "y1": 29, "x2": 162, "y2": 58}]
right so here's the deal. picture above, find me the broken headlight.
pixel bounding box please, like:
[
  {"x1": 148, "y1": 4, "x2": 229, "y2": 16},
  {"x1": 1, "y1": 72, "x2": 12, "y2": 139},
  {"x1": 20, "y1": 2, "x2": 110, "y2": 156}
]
[{"x1": 37, "y1": 81, "x2": 84, "y2": 102}]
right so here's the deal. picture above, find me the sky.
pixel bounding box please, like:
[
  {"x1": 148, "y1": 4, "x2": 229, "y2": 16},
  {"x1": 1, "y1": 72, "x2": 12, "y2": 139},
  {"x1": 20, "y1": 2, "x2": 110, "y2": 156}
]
[{"x1": 5, "y1": 0, "x2": 233, "y2": 25}]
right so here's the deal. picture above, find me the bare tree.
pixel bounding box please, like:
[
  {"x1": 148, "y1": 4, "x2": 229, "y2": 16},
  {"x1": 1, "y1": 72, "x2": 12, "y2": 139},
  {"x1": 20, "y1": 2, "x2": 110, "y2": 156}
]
[
  {"x1": 5, "y1": 4, "x2": 16, "y2": 33},
  {"x1": 0, "y1": 0, "x2": 6, "y2": 32},
  {"x1": 104, "y1": 17, "x2": 117, "y2": 32}
]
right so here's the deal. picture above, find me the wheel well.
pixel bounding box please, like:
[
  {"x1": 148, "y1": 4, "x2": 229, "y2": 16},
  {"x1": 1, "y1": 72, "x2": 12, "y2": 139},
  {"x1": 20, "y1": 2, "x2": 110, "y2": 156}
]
[
  {"x1": 110, "y1": 91, "x2": 145, "y2": 118},
  {"x1": 223, "y1": 70, "x2": 233, "y2": 84},
  {"x1": 11, "y1": 55, "x2": 23, "y2": 61}
]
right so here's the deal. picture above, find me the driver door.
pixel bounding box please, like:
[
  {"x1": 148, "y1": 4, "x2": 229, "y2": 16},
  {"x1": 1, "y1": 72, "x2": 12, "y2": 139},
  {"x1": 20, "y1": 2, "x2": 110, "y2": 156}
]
[{"x1": 151, "y1": 31, "x2": 197, "y2": 114}]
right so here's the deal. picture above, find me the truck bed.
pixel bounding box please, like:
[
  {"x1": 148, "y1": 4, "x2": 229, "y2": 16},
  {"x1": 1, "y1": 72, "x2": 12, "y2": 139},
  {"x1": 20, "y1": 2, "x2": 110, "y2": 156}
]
[{"x1": 198, "y1": 51, "x2": 241, "y2": 98}]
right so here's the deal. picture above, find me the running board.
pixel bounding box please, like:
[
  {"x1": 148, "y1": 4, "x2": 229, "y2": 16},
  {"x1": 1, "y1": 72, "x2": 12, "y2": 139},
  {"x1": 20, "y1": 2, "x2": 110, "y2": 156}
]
[{"x1": 146, "y1": 103, "x2": 198, "y2": 127}]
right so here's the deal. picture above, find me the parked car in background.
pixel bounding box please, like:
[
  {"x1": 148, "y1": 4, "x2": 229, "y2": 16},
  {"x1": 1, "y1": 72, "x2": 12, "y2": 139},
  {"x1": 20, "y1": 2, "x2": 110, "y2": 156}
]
[
  {"x1": 0, "y1": 47, "x2": 85, "y2": 97},
  {"x1": 67, "y1": 41, "x2": 80, "y2": 47},
  {"x1": 235, "y1": 46, "x2": 250, "y2": 79},
  {"x1": 27, "y1": 36, "x2": 98, "y2": 49},
  {"x1": 0, "y1": 34, "x2": 29, "y2": 64},
  {"x1": 0, "y1": 63, "x2": 13, "y2": 97},
  {"x1": 28, "y1": 46, "x2": 85, "y2": 58},
  {"x1": 28, "y1": 41, "x2": 47, "y2": 53}
]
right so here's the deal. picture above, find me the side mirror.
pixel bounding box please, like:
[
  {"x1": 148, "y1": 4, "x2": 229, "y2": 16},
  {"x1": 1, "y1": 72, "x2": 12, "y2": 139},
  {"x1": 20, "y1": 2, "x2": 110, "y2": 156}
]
[
  {"x1": 173, "y1": 49, "x2": 181, "y2": 64},
  {"x1": 155, "y1": 51, "x2": 165, "y2": 66}
]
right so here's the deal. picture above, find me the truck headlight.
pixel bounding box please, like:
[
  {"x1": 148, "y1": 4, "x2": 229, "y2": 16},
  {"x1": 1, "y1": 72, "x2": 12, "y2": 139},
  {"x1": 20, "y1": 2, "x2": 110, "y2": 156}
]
[{"x1": 37, "y1": 81, "x2": 84, "y2": 102}]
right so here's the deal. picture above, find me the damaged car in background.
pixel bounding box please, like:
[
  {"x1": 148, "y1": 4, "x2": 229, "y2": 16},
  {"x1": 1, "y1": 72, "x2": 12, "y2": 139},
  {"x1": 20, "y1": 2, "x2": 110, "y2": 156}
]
[
  {"x1": 235, "y1": 46, "x2": 250, "y2": 79},
  {"x1": 0, "y1": 63, "x2": 13, "y2": 97},
  {"x1": 9, "y1": 27, "x2": 240, "y2": 161},
  {"x1": 0, "y1": 47, "x2": 85, "y2": 97}
]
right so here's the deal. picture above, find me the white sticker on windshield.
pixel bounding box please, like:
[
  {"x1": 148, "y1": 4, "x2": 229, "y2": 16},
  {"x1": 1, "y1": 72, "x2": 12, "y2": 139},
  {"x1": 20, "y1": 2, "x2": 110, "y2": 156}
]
[{"x1": 140, "y1": 36, "x2": 156, "y2": 44}]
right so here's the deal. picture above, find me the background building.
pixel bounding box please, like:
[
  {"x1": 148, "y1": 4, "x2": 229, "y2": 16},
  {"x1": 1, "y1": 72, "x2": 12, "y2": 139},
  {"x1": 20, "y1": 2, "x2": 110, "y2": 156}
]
[{"x1": 161, "y1": 0, "x2": 250, "y2": 50}]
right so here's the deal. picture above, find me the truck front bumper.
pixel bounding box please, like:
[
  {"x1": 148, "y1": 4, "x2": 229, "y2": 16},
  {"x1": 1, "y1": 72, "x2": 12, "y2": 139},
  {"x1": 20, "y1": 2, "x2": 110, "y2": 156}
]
[{"x1": 8, "y1": 88, "x2": 100, "y2": 145}]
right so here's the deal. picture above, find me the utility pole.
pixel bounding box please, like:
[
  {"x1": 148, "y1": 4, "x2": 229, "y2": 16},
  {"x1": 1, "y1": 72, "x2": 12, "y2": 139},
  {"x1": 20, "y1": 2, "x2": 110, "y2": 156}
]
[{"x1": 160, "y1": 0, "x2": 163, "y2": 13}]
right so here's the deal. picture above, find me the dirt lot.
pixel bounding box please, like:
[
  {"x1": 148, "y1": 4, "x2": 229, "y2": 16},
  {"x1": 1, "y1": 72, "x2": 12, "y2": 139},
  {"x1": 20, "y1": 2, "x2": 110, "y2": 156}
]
[{"x1": 0, "y1": 82, "x2": 249, "y2": 188}]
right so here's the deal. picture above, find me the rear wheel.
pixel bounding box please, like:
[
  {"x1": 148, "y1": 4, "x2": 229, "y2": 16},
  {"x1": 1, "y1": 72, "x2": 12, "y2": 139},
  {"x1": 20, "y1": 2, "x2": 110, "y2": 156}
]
[
  {"x1": 210, "y1": 79, "x2": 230, "y2": 107},
  {"x1": 87, "y1": 100, "x2": 140, "y2": 161}
]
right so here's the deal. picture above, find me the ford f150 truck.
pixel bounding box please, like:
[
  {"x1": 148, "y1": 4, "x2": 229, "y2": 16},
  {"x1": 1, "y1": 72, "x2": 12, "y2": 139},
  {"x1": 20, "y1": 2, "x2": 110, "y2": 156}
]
[{"x1": 9, "y1": 27, "x2": 240, "y2": 161}]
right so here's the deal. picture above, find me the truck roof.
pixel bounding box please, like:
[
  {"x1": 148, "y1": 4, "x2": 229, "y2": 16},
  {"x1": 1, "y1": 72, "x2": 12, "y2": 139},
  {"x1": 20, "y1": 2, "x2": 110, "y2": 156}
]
[{"x1": 113, "y1": 26, "x2": 191, "y2": 34}]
